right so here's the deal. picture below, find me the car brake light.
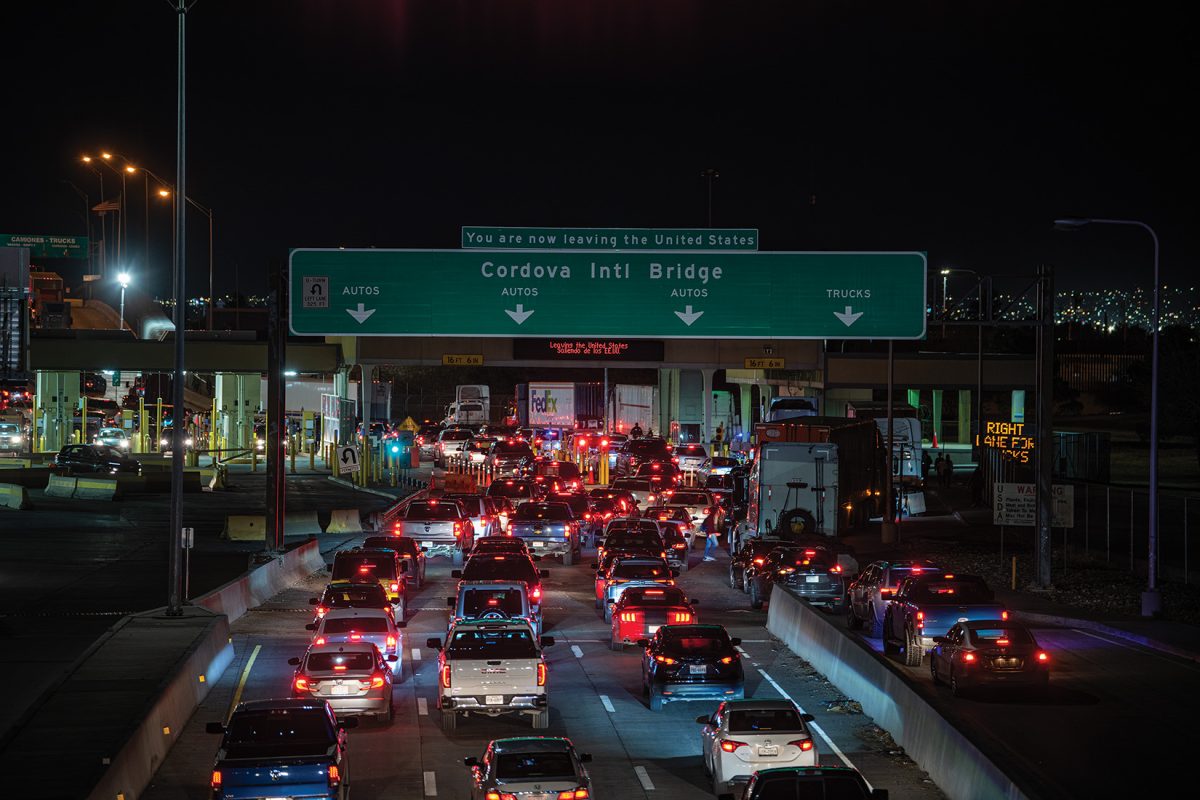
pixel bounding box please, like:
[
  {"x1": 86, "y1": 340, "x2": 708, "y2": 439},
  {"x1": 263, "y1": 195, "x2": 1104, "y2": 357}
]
[
  {"x1": 328, "y1": 764, "x2": 341, "y2": 788},
  {"x1": 537, "y1": 662, "x2": 547, "y2": 686},
  {"x1": 315, "y1": 637, "x2": 326, "y2": 645},
  {"x1": 1037, "y1": 651, "x2": 1050, "y2": 663},
  {"x1": 619, "y1": 611, "x2": 639, "y2": 622},
  {"x1": 702, "y1": 507, "x2": 711, "y2": 515},
  {"x1": 720, "y1": 739, "x2": 748, "y2": 752},
  {"x1": 531, "y1": 586, "x2": 542, "y2": 601},
  {"x1": 386, "y1": 634, "x2": 397, "y2": 648},
  {"x1": 829, "y1": 565, "x2": 842, "y2": 574},
  {"x1": 557, "y1": 790, "x2": 589, "y2": 800},
  {"x1": 294, "y1": 677, "x2": 309, "y2": 691},
  {"x1": 944, "y1": 573, "x2": 954, "y2": 579},
  {"x1": 879, "y1": 588, "x2": 893, "y2": 595},
  {"x1": 753, "y1": 557, "x2": 765, "y2": 565},
  {"x1": 358, "y1": 566, "x2": 370, "y2": 574},
  {"x1": 1001, "y1": 610, "x2": 1009, "y2": 621},
  {"x1": 349, "y1": 633, "x2": 362, "y2": 641},
  {"x1": 316, "y1": 606, "x2": 328, "y2": 617},
  {"x1": 370, "y1": 672, "x2": 386, "y2": 688},
  {"x1": 719, "y1": 655, "x2": 736, "y2": 664},
  {"x1": 441, "y1": 664, "x2": 452, "y2": 688},
  {"x1": 211, "y1": 770, "x2": 222, "y2": 789},
  {"x1": 996, "y1": 638, "x2": 1010, "y2": 646},
  {"x1": 670, "y1": 611, "x2": 692, "y2": 623},
  {"x1": 788, "y1": 738, "x2": 814, "y2": 751},
  {"x1": 334, "y1": 664, "x2": 348, "y2": 671},
  {"x1": 804, "y1": 549, "x2": 816, "y2": 557},
  {"x1": 962, "y1": 652, "x2": 976, "y2": 662},
  {"x1": 654, "y1": 654, "x2": 676, "y2": 665}
]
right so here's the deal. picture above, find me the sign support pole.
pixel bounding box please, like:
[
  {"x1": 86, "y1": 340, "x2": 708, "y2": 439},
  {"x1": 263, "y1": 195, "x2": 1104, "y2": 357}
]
[
  {"x1": 1034, "y1": 264, "x2": 1055, "y2": 588},
  {"x1": 881, "y1": 341, "x2": 897, "y2": 543}
]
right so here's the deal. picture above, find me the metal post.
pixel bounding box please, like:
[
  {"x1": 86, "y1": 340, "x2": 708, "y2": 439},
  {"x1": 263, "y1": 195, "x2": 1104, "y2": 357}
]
[
  {"x1": 1034, "y1": 264, "x2": 1054, "y2": 588},
  {"x1": 881, "y1": 340, "x2": 896, "y2": 543},
  {"x1": 1185, "y1": 497, "x2": 1189, "y2": 584},
  {"x1": 166, "y1": 0, "x2": 188, "y2": 616},
  {"x1": 1085, "y1": 483, "x2": 1090, "y2": 556},
  {"x1": 1130, "y1": 489, "x2": 1135, "y2": 572}
]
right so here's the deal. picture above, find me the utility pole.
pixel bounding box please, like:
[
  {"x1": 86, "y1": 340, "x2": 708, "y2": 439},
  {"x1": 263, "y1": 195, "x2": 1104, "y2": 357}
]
[
  {"x1": 1034, "y1": 264, "x2": 1055, "y2": 588},
  {"x1": 700, "y1": 168, "x2": 719, "y2": 226},
  {"x1": 266, "y1": 261, "x2": 287, "y2": 552}
]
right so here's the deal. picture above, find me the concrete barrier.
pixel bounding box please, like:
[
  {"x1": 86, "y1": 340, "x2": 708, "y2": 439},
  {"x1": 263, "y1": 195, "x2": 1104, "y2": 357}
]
[
  {"x1": 73, "y1": 476, "x2": 120, "y2": 500},
  {"x1": 197, "y1": 467, "x2": 222, "y2": 491},
  {"x1": 0, "y1": 458, "x2": 32, "y2": 469},
  {"x1": 0, "y1": 482, "x2": 29, "y2": 510},
  {"x1": 222, "y1": 514, "x2": 268, "y2": 541},
  {"x1": 326, "y1": 508, "x2": 363, "y2": 534},
  {"x1": 44, "y1": 473, "x2": 78, "y2": 498},
  {"x1": 767, "y1": 587, "x2": 1029, "y2": 800},
  {"x1": 284, "y1": 511, "x2": 324, "y2": 536},
  {"x1": 194, "y1": 538, "x2": 327, "y2": 623}
]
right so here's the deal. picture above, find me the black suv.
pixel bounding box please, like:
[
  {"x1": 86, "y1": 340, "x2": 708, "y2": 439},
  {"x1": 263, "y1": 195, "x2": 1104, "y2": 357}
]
[
  {"x1": 728, "y1": 537, "x2": 789, "y2": 592},
  {"x1": 747, "y1": 545, "x2": 847, "y2": 612},
  {"x1": 639, "y1": 624, "x2": 744, "y2": 711},
  {"x1": 52, "y1": 443, "x2": 141, "y2": 475},
  {"x1": 615, "y1": 437, "x2": 672, "y2": 476},
  {"x1": 744, "y1": 766, "x2": 888, "y2": 800}
]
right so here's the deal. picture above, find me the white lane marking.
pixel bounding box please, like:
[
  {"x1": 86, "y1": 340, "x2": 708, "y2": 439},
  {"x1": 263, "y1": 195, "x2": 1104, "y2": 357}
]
[
  {"x1": 571, "y1": 645, "x2": 584, "y2": 659},
  {"x1": 599, "y1": 694, "x2": 615, "y2": 712},
  {"x1": 758, "y1": 669, "x2": 860, "y2": 774},
  {"x1": 735, "y1": 646, "x2": 748, "y2": 655},
  {"x1": 411, "y1": 648, "x2": 422, "y2": 661},
  {"x1": 634, "y1": 765, "x2": 655, "y2": 790},
  {"x1": 423, "y1": 770, "x2": 437, "y2": 795},
  {"x1": 417, "y1": 697, "x2": 428, "y2": 716},
  {"x1": 1070, "y1": 628, "x2": 1200, "y2": 670}
]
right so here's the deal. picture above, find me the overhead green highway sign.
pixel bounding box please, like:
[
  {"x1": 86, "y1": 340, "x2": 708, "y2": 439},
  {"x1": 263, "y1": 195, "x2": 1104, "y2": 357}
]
[
  {"x1": 461, "y1": 226, "x2": 759, "y2": 251},
  {"x1": 289, "y1": 249, "x2": 927, "y2": 340},
  {"x1": 1, "y1": 233, "x2": 90, "y2": 259}
]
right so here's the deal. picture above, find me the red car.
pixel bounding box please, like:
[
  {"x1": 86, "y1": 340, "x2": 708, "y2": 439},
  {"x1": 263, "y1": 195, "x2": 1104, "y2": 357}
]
[{"x1": 610, "y1": 585, "x2": 697, "y2": 651}]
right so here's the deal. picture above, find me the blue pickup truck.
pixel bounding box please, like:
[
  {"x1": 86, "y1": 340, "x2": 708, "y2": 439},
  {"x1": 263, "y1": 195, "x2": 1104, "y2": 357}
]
[
  {"x1": 206, "y1": 699, "x2": 355, "y2": 800},
  {"x1": 882, "y1": 573, "x2": 1006, "y2": 667}
]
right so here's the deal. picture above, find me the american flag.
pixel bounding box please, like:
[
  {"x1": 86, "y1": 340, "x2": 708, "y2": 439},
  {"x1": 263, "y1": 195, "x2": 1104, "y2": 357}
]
[{"x1": 92, "y1": 198, "x2": 121, "y2": 212}]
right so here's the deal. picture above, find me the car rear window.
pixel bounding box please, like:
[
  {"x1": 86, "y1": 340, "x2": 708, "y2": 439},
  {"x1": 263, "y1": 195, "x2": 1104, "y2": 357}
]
[
  {"x1": 305, "y1": 651, "x2": 376, "y2": 671},
  {"x1": 515, "y1": 503, "x2": 571, "y2": 521},
  {"x1": 610, "y1": 479, "x2": 652, "y2": 491},
  {"x1": 461, "y1": 557, "x2": 538, "y2": 582},
  {"x1": 705, "y1": 475, "x2": 734, "y2": 489},
  {"x1": 225, "y1": 709, "x2": 334, "y2": 749},
  {"x1": 461, "y1": 588, "x2": 526, "y2": 616},
  {"x1": 322, "y1": 617, "x2": 390, "y2": 634},
  {"x1": 909, "y1": 578, "x2": 992, "y2": 604},
  {"x1": 671, "y1": 492, "x2": 709, "y2": 505},
  {"x1": 969, "y1": 627, "x2": 1034, "y2": 645},
  {"x1": 331, "y1": 554, "x2": 398, "y2": 581},
  {"x1": 613, "y1": 561, "x2": 670, "y2": 580},
  {"x1": 406, "y1": 502, "x2": 462, "y2": 520},
  {"x1": 324, "y1": 585, "x2": 386, "y2": 605},
  {"x1": 496, "y1": 752, "x2": 575, "y2": 780},
  {"x1": 447, "y1": 628, "x2": 538, "y2": 658},
  {"x1": 728, "y1": 708, "x2": 805, "y2": 733},
  {"x1": 489, "y1": 481, "x2": 534, "y2": 498},
  {"x1": 493, "y1": 442, "x2": 533, "y2": 456},
  {"x1": 623, "y1": 587, "x2": 686, "y2": 605},
  {"x1": 661, "y1": 632, "x2": 729, "y2": 655},
  {"x1": 534, "y1": 462, "x2": 580, "y2": 479},
  {"x1": 674, "y1": 444, "x2": 706, "y2": 456},
  {"x1": 604, "y1": 531, "x2": 661, "y2": 549},
  {"x1": 441, "y1": 430, "x2": 473, "y2": 441}
]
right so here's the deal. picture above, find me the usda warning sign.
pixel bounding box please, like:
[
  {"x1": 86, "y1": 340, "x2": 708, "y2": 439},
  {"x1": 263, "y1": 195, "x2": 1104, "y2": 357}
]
[{"x1": 993, "y1": 483, "x2": 1074, "y2": 527}]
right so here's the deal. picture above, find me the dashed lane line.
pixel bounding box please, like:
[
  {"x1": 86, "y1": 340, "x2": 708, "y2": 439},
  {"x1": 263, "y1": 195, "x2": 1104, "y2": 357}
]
[
  {"x1": 411, "y1": 647, "x2": 422, "y2": 661},
  {"x1": 423, "y1": 770, "x2": 437, "y2": 796},
  {"x1": 599, "y1": 694, "x2": 616, "y2": 713},
  {"x1": 634, "y1": 765, "x2": 655, "y2": 790},
  {"x1": 571, "y1": 645, "x2": 584, "y2": 659},
  {"x1": 417, "y1": 697, "x2": 428, "y2": 716}
]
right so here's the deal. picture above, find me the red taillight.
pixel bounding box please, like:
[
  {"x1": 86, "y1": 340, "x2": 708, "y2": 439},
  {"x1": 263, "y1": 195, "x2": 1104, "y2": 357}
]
[
  {"x1": 349, "y1": 633, "x2": 362, "y2": 641},
  {"x1": 996, "y1": 638, "x2": 1010, "y2": 646},
  {"x1": 328, "y1": 764, "x2": 341, "y2": 788},
  {"x1": 719, "y1": 655, "x2": 735, "y2": 664},
  {"x1": 211, "y1": 770, "x2": 222, "y2": 789},
  {"x1": 702, "y1": 507, "x2": 711, "y2": 515},
  {"x1": 1036, "y1": 651, "x2": 1050, "y2": 663},
  {"x1": 390, "y1": 581, "x2": 399, "y2": 592},
  {"x1": 879, "y1": 588, "x2": 893, "y2": 596},
  {"x1": 1001, "y1": 610, "x2": 1009, "y2": 621},
  {"x1": 370, "y1": 673, "x2": 386, "y2": 689},
  {"x1": 619, "y1": 611, "x2": 640, "y2": 622},
  {"x1": 557, "y1": 790, "x2": 589, "y2": 800},
  {"x1": 788, "y1": 738, "x2": 814, "y2": 751},
  {"x1": 962, "y1": 652, "x2": 977, "y2": 663},
  {"x1": 753, "y1": 557, "x2": 765, "y2": 565},
  {"x1": 670, "y1": 611, "x2": 692, "y2": 623},
  {"x1": 804, "y1": 549, "x2": 816, "y2": 557},
  {"x1": 453, "y1": 522, "x2": 463, "y2": 536},
  {"x1": 829, "y1": 565, "x2": 842, "y2": 574},
  {"x1": 537, "y1": 662, "x2": 547, "y2": 686},
  {"x1": 654, "y1": 654, "x2": 676, "y2": 665},
  {"x1": 440, "y1": 664, "x2": 452, "y2": 688},
  {"x1": 316, "y1": 606, "x2": 328, "y2": 617},
  {"x1": 386, "y1": 634, "x2": 397, "y2": 649},
  {"x1": 294, "y1": 676, "x2": 309, "y2": 691},
  {"x1": 358, "y1": 566, "x2": 371, "y2": 574},
  {"x1": 333, "y1": 665, "x2": 348, "y2": 671},
  {"x1": 720, "y1": 739, "x2": 748, "y2": 752},
  {"x1": 531, "y1": 586, "x2": 542, "y2": 601},
  {"x1": 315, "y1": 637, "x2": 326, "y2": 645}
]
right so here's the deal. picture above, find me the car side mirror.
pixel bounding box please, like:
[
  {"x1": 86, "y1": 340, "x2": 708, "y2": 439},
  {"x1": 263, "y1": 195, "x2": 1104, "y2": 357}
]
[
  {"x1": 205, "y1": 722, "x2": 226, "y2": 735},
  {"x1": 447, "y1": 597, "x2": 457, "y2": 607},
  {"x1": 579, "y1": 753, "x2": 592, "y2": 763},
  {"x1": 450, "y1": 570, "x2": 462, "y2": 578},
  {"x1": 695, "y1": 715, "x2": 710, "y2": 724},
  {"x1": 730, "y1": 637, "x2": 742, "y2": 646},
  {"x1": 463, "y1": 757, "x2": 480, "y2": 768},
  {"x1": 540, "y1": 636, "x2": 556, "y2": 647},
  {"x1": 304, "y1": 623, "x2": 317, "y2": 631},
  {"x1": 338, "y1": 717, "x2": 359, "y2": 730},
  {"x1": 689, "y1": 598, "x2": 700, "y2": 605},
  {"x1": 932, "y1": 636, "x2": 947, "y2": 644},
  {"x1": 801, "y1": 713, "x2": 815, "y2": 723},
  {"x1": 637, "y1": 638, "x2": 650, "y2": 648},
  {"x1": 307, "y1": 598, "x2": 319, "y2": 605},
  {"x1": 426, "y1": 637, "x2": 443, "y2": 650},
  {"x1": 387, "y1": 654, "x2": 399, "y2": 662},
  {"x1": 287, "y1": 657, "x2": 301, "y2": 666},
  {"x1": 539, "y1": 569, "x2": 550, "y2": 578}
]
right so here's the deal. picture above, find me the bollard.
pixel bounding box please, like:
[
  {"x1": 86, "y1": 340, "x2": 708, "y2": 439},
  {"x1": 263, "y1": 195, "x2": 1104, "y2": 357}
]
[
  {"x1": 290, "y1": 436, "x2": 297, "y2": 474},
  {"x1": 251, "y1": 445, "x2": 258, "y2": 472},
  {"x1": 309, "y1": 444, "x2": 315, "y2": 472},
  {"x1": 1011, "y1": 556, "x2": 1017, "y2": 590}
]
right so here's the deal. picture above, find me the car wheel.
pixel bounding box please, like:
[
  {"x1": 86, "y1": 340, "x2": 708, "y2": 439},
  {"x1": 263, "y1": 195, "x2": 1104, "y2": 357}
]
[
  {"x1": 882, "y1": 614, "x2": 899, "y2": 654},
  {"x1": 904, "y1": 628, "x2": 924, "y2": 667},
  {"x1": 728, "y1": 566, "x2": 740, "y2": 590},
  {"x1": 532, "y1": 708, "x2": 550, "y2": 729},
  {"x1": 749, "y1": 581, "x2": 764, "y2": 610},
  {"x1": 563, "y1": 547, "x2": 576, "y2": 567},
  {"x1": 385, "y1": 698, "x2": 395, "y2": 724},
  {"x1": 648, "y1": 686, "x2": 664, "y2": 711},
  {"x1": 603, "y1": 604, "x2": 613, "y2": 623},
  {"x1": 930, "y1": 658, "x2": 942, "y2": 685},
  {"x1": 442, "y1": 709, "x2": 457, "y2": 732},
  {"x1": 950, "y1": 668, "x2": 966, "y2": 698},
  {"x1": 868, "y1": 605, "x2": 885, "y2": 638},
  {"x1": 451, "y1": 549, "x2": 465, "y2": 567}
]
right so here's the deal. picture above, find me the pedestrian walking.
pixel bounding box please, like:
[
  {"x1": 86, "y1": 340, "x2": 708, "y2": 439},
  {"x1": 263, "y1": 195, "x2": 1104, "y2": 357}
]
[{"x1": 701, "y1": 511, "x2": 720, "y2": 561}]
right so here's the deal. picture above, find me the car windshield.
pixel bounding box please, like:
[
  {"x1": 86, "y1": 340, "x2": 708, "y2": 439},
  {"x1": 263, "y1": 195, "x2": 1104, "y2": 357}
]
[
  {"x1": 969, "y1": 627, "x2": 1034, "y2": 645},
  {"x1": 332, "y1": 555, "x2": 397, "y2": 581},
  {"x1": 446, "y1": 628, "x2": 538, "y2": 658},
  {"x1": 225, "y1": 709, "x2": 333, "y2": 747},
  {"x1": 406, "y1": 502, "x2": 462, "y2": 520},
  {"x1": 613, "y1": 561, "x2": 669, "y2": 580},
  {"x1": 322, "y1": 617, "x2": 390, "y2": 634},
  {"x1": 728, "y1": 708, "x2": 805, "y2": 733},
  {"x1": 661, "y1": 629, "x2": 730, "y2": 654},
  {"x1": 495, "y1": 752, "x2": 575, "y2": 780},
  {"x1": 623, "y1": 587, "x2": 686, "y2": 605},
  {"x1": 461, "y1": 588, "x2": 526, "y2": 616},
  {"x1": 305, "y1": 651, "x2": 376, "y2": 671},
  {"x1": 515, "y1": 503, "x2": 571, "y2": 521},
  {"x1": 324, "y1": 586, "x2": 386, "y2": 605},
  {"x1": 461, "y1": 557, "x2": 537, "y2": 582},
  {"x1": 908, "y1": 578, "x2": 992, "y2": 603}
]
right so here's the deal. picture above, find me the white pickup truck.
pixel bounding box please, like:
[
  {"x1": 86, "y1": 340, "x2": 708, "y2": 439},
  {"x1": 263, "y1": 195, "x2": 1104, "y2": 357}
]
[
  {"x1": 399, "y1": 499, "x2": 472, "y2": 565},
  {"x1": 427, "y1": 618, "x2": 554, "y2": 732}
]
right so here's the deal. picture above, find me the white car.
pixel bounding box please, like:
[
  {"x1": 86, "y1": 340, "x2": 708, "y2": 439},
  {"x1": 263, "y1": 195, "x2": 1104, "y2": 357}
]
[
  {"x1": 698, "y1": 699, "x2": 819, "y2": 799},
  {"x1": 697, "y1": 456, "x2": 738, "y2": 482},
  {"x1": 306, "y1": 607, "x2": 402, "y2": 663},
  {"x1": 673, "y1": 442, "x2": 708, "y2": 473}
]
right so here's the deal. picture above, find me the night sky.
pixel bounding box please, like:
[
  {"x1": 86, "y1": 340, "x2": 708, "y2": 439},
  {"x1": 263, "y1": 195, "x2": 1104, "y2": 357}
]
[{"x1": 2, "y1": 2, "x2": 1194, "y2": 301}]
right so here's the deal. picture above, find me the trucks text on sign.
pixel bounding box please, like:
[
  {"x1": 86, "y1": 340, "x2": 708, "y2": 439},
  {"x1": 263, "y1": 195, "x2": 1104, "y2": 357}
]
[{"x1": 975, "y1": 420, "x2": 1036, "y2": 463}]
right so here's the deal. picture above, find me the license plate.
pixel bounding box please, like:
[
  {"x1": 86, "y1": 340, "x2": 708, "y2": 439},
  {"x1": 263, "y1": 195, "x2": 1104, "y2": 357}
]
[
  {"x1": 485, "y1": 694, "x2": 504, "y2": 705},
  {"x1": 330, "y1": 685, "x2": 350, "y2": 695},
  {"x1": 648, "y1": 625, "x2": 660, "y2": 634},
  {"x1": 421, "y1": 541, "x2": 433, "y2": 547},
  {"x1": 758, "y1": 745, "x2": 779, "y2": 756},
  {"x1": 532, "y1": 541, "x2": 545, "y2": 547},
  {"x1": 689, "y1": 664, "x2": 707, "y2": 674},
  {"x1": 805, "y1": 575, "x2": 821, "y2": 583}
]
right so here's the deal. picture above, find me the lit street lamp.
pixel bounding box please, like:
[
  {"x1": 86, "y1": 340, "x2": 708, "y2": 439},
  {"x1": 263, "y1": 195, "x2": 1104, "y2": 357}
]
[
  {"x1": 117, "y1": 271, "x2": 131, "y2": 332},
  {"x1": 1055, "y1": 217, "x2": 1162, "y2": 617}
]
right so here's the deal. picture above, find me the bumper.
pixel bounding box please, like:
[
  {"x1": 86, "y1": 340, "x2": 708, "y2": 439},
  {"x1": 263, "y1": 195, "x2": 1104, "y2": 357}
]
[
  {"x1": 443, "y1": 693, "x2": 548, "y2": 713},
  {"x1": 306, "y1": 693, "x2": 390, "y2": 716},
  {"x1": 958, "y1": 668, "x2": 1049, "y2": 688},
  {"x1": 786, "y1": 585, "x2": 845, "y2": 606},
  {"x1": 655, "y1": 679, "x2": 744, "y2": 702},
  {"x1": 515, "y1": 535, "x2": 572, "y2": 554}
]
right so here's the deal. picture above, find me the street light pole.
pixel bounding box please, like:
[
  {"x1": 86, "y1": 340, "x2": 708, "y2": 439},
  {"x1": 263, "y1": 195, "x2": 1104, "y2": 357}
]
[
  {"x1": 1055, "y1": 217, "x2": 1162, "y2": 616},
  {"x1": 117, "y1": 272, "x2": 130, "y2": 331}
]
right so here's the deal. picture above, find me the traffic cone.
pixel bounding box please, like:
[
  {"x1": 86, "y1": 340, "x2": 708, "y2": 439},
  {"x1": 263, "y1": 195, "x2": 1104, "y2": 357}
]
[{"x1": 931, "y1": 432, "x2": 939, "y2": 449}]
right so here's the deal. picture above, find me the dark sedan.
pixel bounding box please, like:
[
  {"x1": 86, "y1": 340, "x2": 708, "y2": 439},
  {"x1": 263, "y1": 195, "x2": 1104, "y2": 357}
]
[
  {"x1": 52, "y1": 443, "x2": 141, "y2": 475},
  {"x1": 930, "y1": 620, "x2": 1051, "y2": 696},
  {"x1": 639, "y1": 624, "x2": 744, "y2": 710}
]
